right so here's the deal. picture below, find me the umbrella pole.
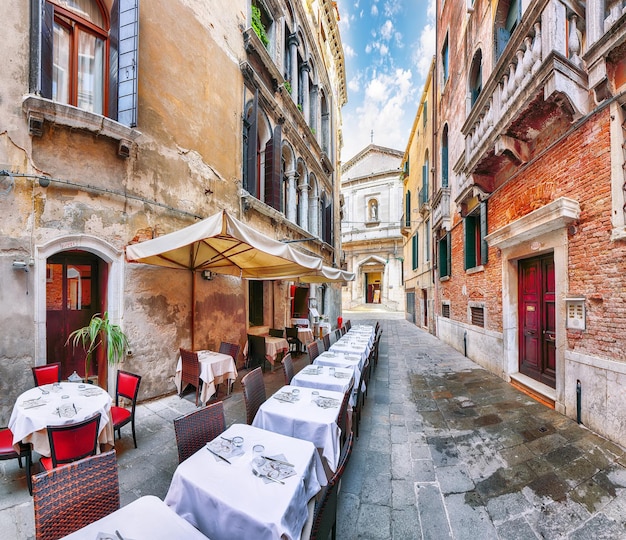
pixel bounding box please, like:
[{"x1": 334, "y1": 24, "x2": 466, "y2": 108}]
[{"x1": 191, "y1": 270, "x2": 196, "y2": 350}]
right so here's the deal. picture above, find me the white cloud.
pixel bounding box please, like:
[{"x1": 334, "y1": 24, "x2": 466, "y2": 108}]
[
  {"x1": 380, "y1": 43, "x2": 389, "y2": 56},
  {"x1": 384, "y1": 0, "x2": 402, "y2": 17},
  {"x1": 413, "y1": 23, "x2": 436, "y2": 80},
  {"x1": 365, "y1": 43, "x2": 372, "y2": 54},
  {"x1": 371, "y1": 4, "x2": 378, "y2": 16},
  {"x1": 344, "y1": 44, "x2": 357, "y2": 58},
  {"x1": 380, "y1": 20, "x2": 394, "y2": 41},
  {"x1": 342, "y1": 68, "x2": 415, "y2": 160}
]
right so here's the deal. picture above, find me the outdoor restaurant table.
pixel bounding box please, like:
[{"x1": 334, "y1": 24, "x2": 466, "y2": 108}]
[
  {"x1": 165, "y1": 423, "x2": 324, "y2": 540},
  {"x1": 297, "y1": 327, "x2": 314, "y2": 347},
  {"x1": 291, "y1": 365, "x2": 354, "y2": 402},
  {"x1": 60, "y1": 495, "x2": 209, "y2": 540},
  {"x1": 8, "y1": 382, "x2": 114, "y2": 457},
  {"x1": 174, "y1": 349, "x2": 238, "y2": 403},
  {"x1": 244, "y1": 336, "x2": 289, "y2": 367},
  {"x1": 313, "y1": 352, "x2": 363, "y2": 406},
  {"x1": 347, "y1": 325, "x2": 376, "y2": 345},
  {"x1": 329, "y1": 337, "x2": 370, "y2": 365},
  {"x1": 252, "y1": 385, "x2": 343, "y2": 474}
]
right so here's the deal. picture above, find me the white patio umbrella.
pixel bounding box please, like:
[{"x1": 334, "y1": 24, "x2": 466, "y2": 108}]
[
  {"x1": 126, "y1": 209, "x2": 323, "y2": 347},
  {"x1": 297, "y1": 265, "x2": 355, "y2": 283}
]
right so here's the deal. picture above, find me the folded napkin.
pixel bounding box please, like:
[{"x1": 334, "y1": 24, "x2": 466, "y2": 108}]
[
  {"x1": 333, "y1": 372, "x2": 352, "y2": 379},
  {"x1": 314, "y1": 397, "x2": 340, "y2": 409},
  {"x1": 273, "y1": 392, "x2": 299, "y2": 403},
  {"x1": 21, "y1": 399, "x2": 47, "y2": 409},
  {"x1": 301, "y1": 367, "x2": 321, "y2": 375},
  {"x1": 79, "y1": 388, "x2": 102, "y2": 397},
  {"x1": 207, "y1": 439, "x2": 245, "y2": 460},
  {"x1": 254, "y1": 453, "x2": 296, "y2": 483},
  {"x1": 96, "y1": 533, "x2": 136, "y2": 540},
  {"x1": 56, "y1": 403, "x2": 78, "y2": 418}
]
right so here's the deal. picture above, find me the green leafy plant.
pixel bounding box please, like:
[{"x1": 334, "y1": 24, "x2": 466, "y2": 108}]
[
  {"x1": 297, "y1": 103, "x2": 303, "y2": 112},
  {"x1": 283, "y1": 80, "x2": 292, "y2": 94},
  {"x1": 67, "y1": 312, "x2": 129, "y2": 383},
  {"x1": 251, "y1": 5, "x2": 269, "y2": 47}
]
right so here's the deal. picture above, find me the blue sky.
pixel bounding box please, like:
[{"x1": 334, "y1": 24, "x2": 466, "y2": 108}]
[{"x1": 336, "y1": 0, "x2": 436, "y2": 162}]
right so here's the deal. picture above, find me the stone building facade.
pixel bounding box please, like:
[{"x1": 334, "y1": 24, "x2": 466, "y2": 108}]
[
  {"x1": 341, "y1": 144, "x2": 404, "y2": 311},
  {"x1": 432, "y1": 0, "x2": 626, "y2": 445},
  {"x1": 401, "y1": 61, "x2": 436, "y2": 332},
  {"x1": 0, "y1": 0, "x2": 346, "y2": 421}
]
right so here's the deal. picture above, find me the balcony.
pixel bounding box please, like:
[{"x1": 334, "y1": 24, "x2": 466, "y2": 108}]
[
  {"x1": 460, "y1": 0, "x2": 588, "y2": 196},
  {"x1": 418, "y1": 187, "x2": 430, "y2": 215},
  {"x1": 431, "y1": 187, "x2": 451, "y2": 231}
]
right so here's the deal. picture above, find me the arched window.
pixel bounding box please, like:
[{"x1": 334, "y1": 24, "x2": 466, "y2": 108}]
[{"x1": 469, "y1": 49, "x2": 482, "y2": 107}]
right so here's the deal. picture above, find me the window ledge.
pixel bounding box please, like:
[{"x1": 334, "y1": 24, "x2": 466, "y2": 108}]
[
  {"x1": 466, "y1": 265, "x2": 484, "y2": 275},
  {"x1": 22, "y1": 95, "x2": 141, "y2": 143}
]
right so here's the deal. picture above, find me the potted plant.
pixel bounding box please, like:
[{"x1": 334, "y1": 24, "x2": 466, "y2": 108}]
[{"x1": 67, "y1": 312, "x2": 129, "y2": 383}]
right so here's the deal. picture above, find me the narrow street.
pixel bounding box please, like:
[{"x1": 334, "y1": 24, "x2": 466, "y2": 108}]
[{"x1": 339, "y1": 309, "x2": 626, "y2": 539}]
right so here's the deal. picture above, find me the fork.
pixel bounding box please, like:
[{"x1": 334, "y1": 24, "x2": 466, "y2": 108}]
[{"x1": 252, "y1": 468, "x2": 284, "y2": 484}]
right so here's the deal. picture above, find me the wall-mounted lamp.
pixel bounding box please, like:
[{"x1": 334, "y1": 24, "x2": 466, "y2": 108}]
[
  {"x1": 201, "y1": 270, "x2": 214, "y2": 281},
  {"x1": 12, "y1": 260, "x2": 29, "y2": 272}
]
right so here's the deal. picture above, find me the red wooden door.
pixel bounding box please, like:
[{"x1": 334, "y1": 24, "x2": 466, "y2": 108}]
[{"x1": 519, "y1": 255, "x2": 556, "y2": 388}]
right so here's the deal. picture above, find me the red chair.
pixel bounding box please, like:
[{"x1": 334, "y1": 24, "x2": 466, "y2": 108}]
[
  {"x1": 110, "y1": 370, "x2": 141, "y2": 448},
  {"x1": 41, "y1": 413, "x2": 101, "y2": 470},
  {"x1": 32, "y1": 363, "x2": 61, "y2": 387},
  {"x1": 0, "y1": 427, "x2": 33, "y2": 494}
]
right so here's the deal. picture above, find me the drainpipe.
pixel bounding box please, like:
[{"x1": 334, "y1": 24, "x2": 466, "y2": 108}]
[
  {"x1": 576, "y1": 380, "x2": 582, "y2": 424},
  {"x1": 463, "y1": 330, "x2": 467, "y2": 357}
]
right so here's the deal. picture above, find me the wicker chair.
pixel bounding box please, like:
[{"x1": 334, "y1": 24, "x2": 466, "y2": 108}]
[
  {"x1": 173, "y1": 401, "x2": 226, "y2": 463},
  {"x1": 353, "y1": 358, "x2": 369, "y2": 439},
  {"x1": 306, "y1": 340, "x2": 320, "y2": 364},
  {"x1": 285, "y1": 327, "x2": 302, "y2": 354},
  {"x1": 337, "y1": 379, "x2": 354, "y2": 447},
  {"x1": 241, "y1": 367, "x2": 266, "y2": 425},
  {"x1": 32, "y1": 363, "x2": 61, "y2": 387},
  {"x1": 246, "y1": 334, "x2": 267, "y2": 372},
  {"x1": 281, "y1": 353, "x2": 295, "y2": 385},
  {"x1": 269, "y1": 328, "x2": 284, "y2": 338},
  {"x1": 110, "y1": 370, "x2": 142, "y2": 448},
  {"x1": 218, "y1": 341, "x2": 240, "y2": 395},
  {"x1": 0, "y1": 427, "x2": 33, "y2": 494},
  {"x1": 322, "y1": 332, "x2": 331, "y2": 352},
  {"x1": 310, "y1": 433, "x2": 354, "y2": 540},
  {"x1": 32, "y1": 450, "x2": 120, "y2": 540},
  {"x1": 333, "y1": 328, "x2": 342, "y2": 342},
  {"x1": 345, "y1": 320, "x2": 352, "y2": 332},
  {"x1": 373, "y1": 329, "x2": 383, "y2": 369},
  {"x1": 340, "y1": 326, "x2": 347, "y2": 336},
  {"x1": 179, "y1": 348, "x2": 201, "y2": 406},
  {"x1": 41, "y1": 413, "x2": 101, "y2": 471}
]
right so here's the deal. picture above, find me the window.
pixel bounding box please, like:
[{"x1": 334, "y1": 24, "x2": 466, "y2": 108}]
[
  {"x1": 442, "y1": 126, "x2": 449, "y2": 188},
  {"x1": 464, "y1": 201, "x2": 488, "y2": 270},
  {"x1": 442, "y1": 34, "x2": 449, "y2": 86},
  {"x1": 412, "y1": 233, "x2": 419, "y2": 270},
  {"x1": 442, "y1": 303, "x2": 450, "y2": 318},
  {"x1": 405, "y1": 191, "x2": 411, "y2": 227},
  {"x1": 469, "y1": 49, "x2": 482, "y2": 107},
  {"x1": 495, "y1": 0, "x2": 521, "y2": 60},
  {"x1": 31, "y1": 0, "x2": 139, "y2": 126},
  {"x1": 470, "y1": 305, "x2": 485, "y2": 327},
  {"x1": 423, "y1": 100, "x2": 427, "y2": 128},
  {"x1": 425, "y1": 219, "x2": 430, "y2": 262},
  {"x1": 420, "y1": 155, "x2": 429, "y2": 207},
  {"x1": 438, "y1": 232, "x2": 451, "y2": 278},
  {"x1": 251, "y1": 0, "x2": 274, "y2": 51}
]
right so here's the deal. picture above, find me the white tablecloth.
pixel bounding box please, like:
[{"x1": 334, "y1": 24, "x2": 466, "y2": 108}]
[
  {"x1": 174, "y1": 350, "x2": 237, "y2": 403},
  {"x1": 165, "y1": 423, "x2": 324, "y2": 540},
  {"x1": 60, "y1": 495, "x2": 209, "y2": 539},
  {"x1": 252, "y1": 385, "x2": 343, "y2": 474},
  {"x1": 329, "y1": 338, "x2": 370, "y2": 365},
  {"x1": 313, "y1": 352, "x2": 363, "y2": 406},
  {"x1": 291, "y1": 366, "x2": 355, "y2": 406},
  {"x1": 9, "y1": 383, "x2": 114, "y2": 457}
]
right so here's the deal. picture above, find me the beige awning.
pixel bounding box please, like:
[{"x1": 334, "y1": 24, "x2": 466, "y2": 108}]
[
  {"x1": 125, "y1": 210, "x2": 323, "y2": 279},
  {"x1": 297, "y1": 265, "x2": 355, "y2": 283}
]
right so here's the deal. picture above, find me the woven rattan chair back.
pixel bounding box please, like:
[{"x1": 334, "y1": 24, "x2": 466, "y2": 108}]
[
  {"x1": 179, "y1": 348, "x2": 201, "y2": 406},
  {"x1": 282, "y1": 353, "x2": 295, "y2": 385},
  {"x1": 353, "y1": 358, "x2": 369, "y2": 439},
  {"x1": 112, "y1": 370, "x2": 142, "y2": 448},
  {"x1": 32, "y1": 363, "x2": 61, "y2": 387},
  {"x1": 218, "y1": 341, "x2": 240, "y2": 364},
  {"x1": 246, "y1": 335, "x2": 267, "y2": 371},
  {"x1": 345, "y1": 320, "x2": 351, "y2": 331},
  {"x1": 33, "y1": 450, "x2": 120, "y2": 540},
  {"x1": 333, "y1": 328, "x2": 342, "y2": 342},
  {"x1": 306, "y1": 340, "x2": 320, "y2": 364},
  {"x1": 310, "y1": 433, "x2": 354, "y2": 540},
  {"x1": 241, "y1": 367, "x2": 266, "y2": 424},
  {"x1": 337, "y1": 379, "x2": 354, "y2": 446},
  {"x1": 173, "y1": 401, "x2": 226, "y2": 463},
  {"x1": 0, "y1": 427, "x2": 32, "y2": 494},
  {"x1": 322, "y1": 332, "x2": 331, "y2": 352},
  {"x1": 340, "y1": 326, "x2": 347, "y2": 336},
  {"x1": 45, "y1": 413, "x2": 101, "y2": 469}
]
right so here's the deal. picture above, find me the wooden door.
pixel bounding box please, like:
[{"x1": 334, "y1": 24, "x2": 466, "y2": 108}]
[
  {"x1": 519, "y1": 255, "x2": 556, "y2": 388},
  {"x1": 46, "y1": 252, "x2": 102, "y2": 379}
]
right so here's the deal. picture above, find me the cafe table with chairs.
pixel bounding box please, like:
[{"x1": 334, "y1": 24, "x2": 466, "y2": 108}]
[
  {"x1": 8, "y1": 381, "x2": 114, "y2": 457},
  {"x1": 174, "y1": 348, "x2": 238, "y2": 404},
  {"x1": 164, "y1": 423, "x2": 324, "y2": 540}
]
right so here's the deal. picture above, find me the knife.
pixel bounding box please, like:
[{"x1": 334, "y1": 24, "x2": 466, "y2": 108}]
[
  {"x1": 207, "y1": 446, "x2": 231, "y2": 464},
  {"x1": 262, "y1": 455, "x2": 294, "y2": 467}
]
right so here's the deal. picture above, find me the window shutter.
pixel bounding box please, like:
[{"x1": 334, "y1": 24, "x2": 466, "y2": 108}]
[
  {"x1": 405, "y1": 191, "x2": 411, "y2": 227},
  {"x1": 422, "y1": 164, "x2": 428, "y2": 203},
  {"x1": 464, "y1": 217, "x2": 475, "y2": 270},
  {"x1": 496, "y1": 27, "x2": 510, "y2": 60},
  {"x1": 446, "y1": 232, "x2": 452, "y2": 277},
  {"x1": 264, "y1": 125, "x2": 282, "y2": 210},
  {"x1": 423, "y1": 101, "x2": 427, "y2": 127},
  {"x1": 324, "y1": 202, "x2": 332, "y2": 244},
  {"x1": 37, "y1": 0, "x2": 54, "y2": 98},
  {"x1": 438, "y1": 237, "x2": 446, "y2": 277},
  {"x1": 442, "y1": 142, "x2": 448, "y2": 188},
  {"x1": 245, "y1": 89, "x2": 259, "y2": 197},
  {"x1": 412, "y1": 234, "x2": 418, "y2": 270},
  {"x1": 480, "y1": 201, "x2": 488, "y2": 265},
  {"x1": 112, "y1": 0, "x2": 139, "y2": 127}
]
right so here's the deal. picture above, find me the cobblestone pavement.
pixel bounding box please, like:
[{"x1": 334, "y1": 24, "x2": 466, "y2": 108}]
[
  {"x1": 338, "y1": 310, "x2": 626, "y2": 539},
  {"x1": 3, "y1": 308, "x2": 626, "y2": 539}
]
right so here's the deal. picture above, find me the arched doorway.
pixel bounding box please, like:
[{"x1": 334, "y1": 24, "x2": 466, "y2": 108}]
[{"x1": 46, "y1": 251, "x2": 106, "y2": 380}]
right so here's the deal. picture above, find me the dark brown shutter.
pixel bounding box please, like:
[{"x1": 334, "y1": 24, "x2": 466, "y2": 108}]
[
  {"x1": 264, "y1": 125, "x2": 282, "y2": 210},
  {"x1": 245, "y1": 89, "x2": 259, "y2": 197},
  {"x1": 40, "y1": 0, "x2": 54, "y2": 98}
]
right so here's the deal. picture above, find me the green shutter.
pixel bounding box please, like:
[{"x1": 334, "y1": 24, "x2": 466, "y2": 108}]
[
  {"x1": 464, "y1": 217, "x2": 476, "y2": 270},
  {"x1": 480, "y1": 201, "x2": 488, "y2": 265},
  {"x1": 438, "y1": 236, "x2": 447, "y2": 277},
  {"x1": 412, "y1": 234, "x2": 418, "y2": 270},
  {"x1": 447, "y1": 232, "x2": 452, "y2": 277}
]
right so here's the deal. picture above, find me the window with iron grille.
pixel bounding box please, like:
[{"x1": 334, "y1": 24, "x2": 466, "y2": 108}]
[
  {"x1": 442, "y1": 303, "x2": 450, "y2": 318},
  {"x1": 470, "y1": 306, "x2": 485, "y2": 327}
]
